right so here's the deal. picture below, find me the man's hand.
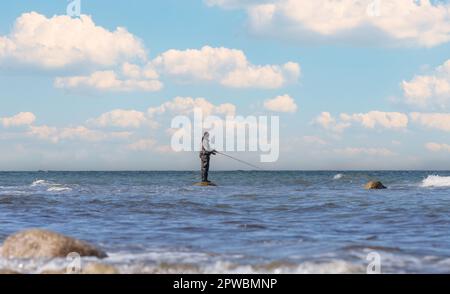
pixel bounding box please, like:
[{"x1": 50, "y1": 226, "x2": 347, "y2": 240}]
[{"x1": 212, "y1": 150, "x2": 218, "y2": 155}]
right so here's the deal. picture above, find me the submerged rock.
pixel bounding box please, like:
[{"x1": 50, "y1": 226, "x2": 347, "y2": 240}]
[
  {"x1": 83, "y1": 262, "x2": 119, "y2": 274},
  {"x1": 1, "y1": 229, "x2": 107, "y2": 259},
  {"x1": 194, "y1": 182, "x2": 217, "y2": 187},
  {"x1": 0, "y1": 269, "x2": 21, "y2": 274},
  {"x1": 365, "y1": 181, "x2": 387, "y2": 190},
  {"x1": 40, "y1": 269, "x2": 66, "y2": 275}
]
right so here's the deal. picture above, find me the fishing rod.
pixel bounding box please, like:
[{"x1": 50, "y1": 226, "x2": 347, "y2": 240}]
[{"x1": 216, "y1": 151, "x2": 264, "y2": 171}]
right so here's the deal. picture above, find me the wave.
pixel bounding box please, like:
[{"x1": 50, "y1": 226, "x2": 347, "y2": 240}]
[
  {"x1": 31, "y1": 180, "x2": 49, "y2": 187},
  {"x1": 31, "y1": 179, "x2": 72, "y2": 193},
  {"x1": 102, "y1": 250, "x2": 361, "y2": 274},
  {"x1": 421, "y1": 175, "x2": 450, "y2": 188},
  {"x1": 0, "y1": 255, "x2": 363, "y2": 274},
  {"x1": 333, "y1": 174, "x2": 343, "y2": 180},
  {"x1": 3, "y1": 248, "x2": 450, "y2": 274},
  {"x1": 114, "y1": 260, "x2": 364, "y2": 274},
  {"x1": 47, "y1": 186, "x2": 72, "y2": 192}
]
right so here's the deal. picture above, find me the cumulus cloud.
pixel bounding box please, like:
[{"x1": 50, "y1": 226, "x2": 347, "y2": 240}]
[
  {"x1": 152, "y1": 46, "x2": 300, "y2": 89},
  {"x1": 1, "y1": 12, "x2": 301, "y2": 92},
  {"x1": 206, "y1": 0, "x2": 450, "y2": 47},
  {"x1": 28, "y1": 125, "x2": 131, "y2": 143},
  {"x1": 1, "y1": 112, "x2": 36, "y2": 128},
  {"x1": 410, "y1": 112, "x2": 450, "y2": 132},
  {"x1": 0, "y1": 12, "x2": 146, "y2": 69},
  {"x1": 122, "y1": 62, "x2": 159, "y2": 80},
  {"x1": 340, "y1": 111, "x2": 408, "y2": 129},
  {"x1": 0, "y1": 12, "x2": 164, "y2": 93},
  {"x1": 264, "y1": 94, "x2": 298, "y2": 113},
  {"x1": 88, "y1": 109, "x2": 147, "y2": 128},
  {"x1": 402, "y1": 60, "x2": 450, "y2": 109},
  {"x1": 148, "y1": 96, "x2": 237, "y2": 117},
  {"x1": 315, "y1": 111, "x2": 409, "y2": 132},
  {"x1": 313, "y1": 112, "x2": 351, "y2": 133},
  {"x1": 27, "y1": 125, "x2": 59, "y2": 142},
  {"x1": 426, "y1": 142, "x2": 450, "y2": 153},
  {"x1": 334, "y1": 147, "x2": 395, "y2": 157},
  {"x1": 55, "y1": 45, "x2": 299, "y2": 91},
  {"x1": 54, "y1": 68, "x2": 163, "y2": 92},
  {"x1": 81, "y1": 96, "x2": 236, "y2": 135},
  {"x1": 59, "y1": 126, "x2": 109, "y2": 141}
]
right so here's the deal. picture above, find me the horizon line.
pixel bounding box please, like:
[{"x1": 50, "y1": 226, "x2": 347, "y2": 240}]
[{"x1": 1, "y1": 170, "x2": 450, "y2": 172}]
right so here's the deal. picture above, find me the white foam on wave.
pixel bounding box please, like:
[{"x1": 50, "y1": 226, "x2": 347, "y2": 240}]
[
  {"x1": 4, "y1": 249, "x2": 450, "y2": 274},
  {"x1": 47, "y1": 186, "x2": 72, "y2": 192},
  {"x1": 103, "y1": 250, "x2": 364, "y2": 274},
  {"x1": 333, "y1": 174, "x2": 343, "y2": 180},
  {"x1": 0, "y1": 254, "x2": 363, "y2": 274},
  {"x1": 31, "y1": 179, "x2": 72, "y2": 193},
  {"x1": 421, "y1": 175, "x2": 450, "y2": 188},
  {"x1": 31, "y1": 179, "x2": 48, "y2": 187}
]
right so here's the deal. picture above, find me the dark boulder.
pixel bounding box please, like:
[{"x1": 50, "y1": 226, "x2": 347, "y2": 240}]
[
  {"x1": 1, "y1": 229, "x2": 107, "y2": 259},
  {"x1": 365, "y1": 181, "x2": 387, "y2": 190}
]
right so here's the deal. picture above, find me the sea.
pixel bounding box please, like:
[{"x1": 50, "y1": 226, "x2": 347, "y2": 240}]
[{"x1": 1, "y1": 171, "x2": 450, "y2": 274}]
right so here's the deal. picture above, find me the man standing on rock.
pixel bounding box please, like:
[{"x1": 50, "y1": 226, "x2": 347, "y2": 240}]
[{"x1": 200, "y1": 132, "x2": 217, "y2": 183}]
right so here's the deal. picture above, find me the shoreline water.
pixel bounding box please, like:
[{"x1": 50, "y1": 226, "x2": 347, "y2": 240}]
[{"x1": 1, "y1": 171, "x2": 450, "y2": 274}]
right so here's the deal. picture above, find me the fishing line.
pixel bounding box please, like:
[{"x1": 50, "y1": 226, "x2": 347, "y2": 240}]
[{"x1": 216, "y1": 151, "x2": 264, "y2": 171}]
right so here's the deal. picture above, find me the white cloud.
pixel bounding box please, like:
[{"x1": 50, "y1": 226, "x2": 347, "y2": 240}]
[
  {"x1": 315, "y1": 111, "x2": 408, "y2": 132},
  {"x1": 0, "y1": 12, "x2": 146, "y2": 69},
  {"x1": 334, "y1": 147, "x2": 395, "y2": 157},
  {"x1": 1, "y1": 13, "x2": 302, "y2": 91},
  {"x1": 27, "y1": 125, "x2": 59, "y2": 143},
  {"x1": 426, "y1": 142, "x2": 450, "y2": 153},
  {"x1": 340, "y1": 111, "x2": 408, "y2": 129},
  {"x1": 58, "y1": 126, "x2": 106, "y2": 141},
  {"x1": 402, "y1": 60, "x2": 450, "y2": 108},
  {"x1": 1, "y1": 112, "x2": 36, "y2": 128},
  {"x1": 88, "y1": 109, "x2": 147, "y2": 128},
  {"x1": 148, "y1": 96, "x2": 237, "y2": 117},
  {"x1": 410, "y1": 112, "x2": 450, "y2": 132},
  {"x1": 54, "y1": 69, "x2": 162, "y2": 92},
  {"x1": 54, "y1": 44, "x2": 299, "y2": 91},
  {"x1": 314, "y1": 112, "x2": 351, "y2": 133},
  {"x1": 0, "y1": 12, "x2": 161, "y2": 93},
  {"x1": 61, "y1": 97, "x2": 237, "y2": 148},
  {"x1": 152, "y1": 46, "x2": 300, "y2": 89},
  {"x1": 27, "y1": 125, "x2": 131, "y2": 143},
  {"x1": 207, "y1": 0, "x2": 450, "y2": 47},
  {"x1": 264, "y1": 94, "x2": 298, "y2": 113},
  {"x1": 122, "y1": 62, "x2": 159, "y2": 80}
]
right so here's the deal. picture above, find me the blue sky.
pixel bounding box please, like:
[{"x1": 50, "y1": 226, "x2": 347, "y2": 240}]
[{"x1": 1, "y1": 0, "x2": 450, "y2": 170}]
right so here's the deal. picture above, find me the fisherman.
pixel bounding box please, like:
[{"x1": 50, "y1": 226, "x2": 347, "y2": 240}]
[{"x1": 200, "y1": 132, "x2": 217, "y2": 183}]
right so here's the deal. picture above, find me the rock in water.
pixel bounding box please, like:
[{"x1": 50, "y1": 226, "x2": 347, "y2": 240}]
[
  {"x1": 194, "y1": 182, "x2": 217, "y2": 187},
  {"x1": 0, "y1": 269, "x2": 21, "y2": 274},
  {"x1": 365, "y1": 181, "x2": 387, "y2": 190},
  {"x1": 83, "y1": 262, "x2": 119, "y2": 274},
  {"x1": 1, "y1": 229, "x2": 107, "y2": 259}
]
